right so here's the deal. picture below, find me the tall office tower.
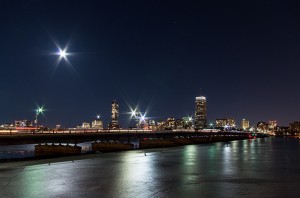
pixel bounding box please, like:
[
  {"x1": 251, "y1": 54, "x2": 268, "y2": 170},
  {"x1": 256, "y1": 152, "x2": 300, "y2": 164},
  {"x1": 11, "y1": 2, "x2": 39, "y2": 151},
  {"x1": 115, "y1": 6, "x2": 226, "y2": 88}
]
[
  {"x1": 108, "y1": 100, "x2": 120, "y2": 129},
  {"x1": 194, "y1": 96, "x2": 207, "y2": 129},
  {"x1": 241, "y1": 119, "x2": 250, "y2": 130}
]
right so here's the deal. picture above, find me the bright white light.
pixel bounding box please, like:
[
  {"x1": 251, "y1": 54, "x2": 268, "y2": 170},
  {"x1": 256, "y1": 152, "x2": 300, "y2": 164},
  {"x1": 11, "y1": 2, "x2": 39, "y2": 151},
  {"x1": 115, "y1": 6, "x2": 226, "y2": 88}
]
[
  {"x1": 57, "y1": 48, "x2": 68, "y2": 59},
  {"x1": 36, "y1": 107, "x2": 44, "y2": 114},
  {"x1": 131, "y1": 110, "x2": 136, "y2": 117},
  {"x1": 59, "y1": 49, "x2": 66, "y2": 58}
]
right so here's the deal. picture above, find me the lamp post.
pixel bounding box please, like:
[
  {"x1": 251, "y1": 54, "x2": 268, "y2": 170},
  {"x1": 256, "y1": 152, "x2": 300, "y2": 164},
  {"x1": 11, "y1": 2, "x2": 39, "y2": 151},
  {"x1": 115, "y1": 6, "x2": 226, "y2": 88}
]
[{"x1": 35, "y1": 107, "x2": 44, "y2": 133}]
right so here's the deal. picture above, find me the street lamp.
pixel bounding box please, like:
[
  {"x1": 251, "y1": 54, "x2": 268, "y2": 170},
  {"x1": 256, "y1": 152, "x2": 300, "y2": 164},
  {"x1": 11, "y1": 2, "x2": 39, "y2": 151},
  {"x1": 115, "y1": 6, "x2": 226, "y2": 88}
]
[
  {"x1": 131, "y1": 109, "x2": 137, "y2": 118},
  {"x1": 35, "y1": 106, "x2": 44, "y2": 132}
]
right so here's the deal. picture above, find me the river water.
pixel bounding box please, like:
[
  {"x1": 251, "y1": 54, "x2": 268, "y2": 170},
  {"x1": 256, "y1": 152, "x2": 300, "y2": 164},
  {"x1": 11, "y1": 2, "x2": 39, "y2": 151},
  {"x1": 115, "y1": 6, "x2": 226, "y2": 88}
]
[{"x1": 0, "y1": 137, "x2": 300, "y2": 198}]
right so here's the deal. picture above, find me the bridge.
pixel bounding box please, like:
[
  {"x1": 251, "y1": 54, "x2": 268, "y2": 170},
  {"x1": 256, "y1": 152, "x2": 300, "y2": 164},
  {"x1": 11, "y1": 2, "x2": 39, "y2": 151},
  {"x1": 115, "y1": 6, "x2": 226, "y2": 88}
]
[{"x1": 0, "y1": 130, "x2": 267, "y2": 146}]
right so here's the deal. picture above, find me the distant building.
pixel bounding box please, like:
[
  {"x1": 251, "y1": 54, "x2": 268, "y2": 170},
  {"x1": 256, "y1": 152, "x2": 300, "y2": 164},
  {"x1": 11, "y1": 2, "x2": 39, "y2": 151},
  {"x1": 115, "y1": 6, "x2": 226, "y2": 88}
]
[
  {"x1": 226, "y1": 118, "x2": 235, "y2": 127},
  {"x1": 257, "y1": 122, "x2": 268, "y2": 132},
  {"x1": 182, "y1": 117, "x2": 193, "y2": 129},
  {"x1": 157, "y1": 121, "x2": 166, "y2": 130},
  {"x1": 241, "y1": 119, "x2": 250, "y2": 130},
  {"x1": 15, "y1": 120, "x2": 33, "y2": 128},
  {"x1": 82, "y1": 122, "x2": 90, "y2": 129},
  {"x1": 0, "y1": 123, "x2": 14, "y2": 129},
  {"x1": 268, "y1": 120, "x2": 277, "y2": 130},
  {"x1": 276, "y1": 126, "x2": 289, "y2": 136},
  {"x1": 215, "y1": 118, "x2": 236, "y2": 128},
  {"x1": 56, "y1": 125, "x2": 62, "y2": 130},
  {"x1": 289, "y1": 122, "x2": 300, "y2": 134},
  {"x1": 216, "y1": 119, "x2": 227, "y2": 128},
  {"x1": 108, "y1": 100, "x2": 120, "y2": 129},
  {"x1": 92, "y1": 116, "x2": 103, "y2": 129},
  {"x1": 194, "y1": 96, "x2": 207, "y2": 129},
  {"x1": 148, "y1": 120, "x2": 157, "y2": 130},
  {"x1": 175, "y1": 119, "x2": 184, "y2": 129},
  {"x1": 166, "y1": 117, "x2": 176, "y2": 130}
]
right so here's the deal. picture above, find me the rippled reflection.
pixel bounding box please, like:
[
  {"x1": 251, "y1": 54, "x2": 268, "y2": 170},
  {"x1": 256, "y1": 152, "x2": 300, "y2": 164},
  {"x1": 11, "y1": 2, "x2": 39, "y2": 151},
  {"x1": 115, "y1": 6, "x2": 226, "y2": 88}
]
[{"x1": 1, "y1": 138, "x2": 300, "y2": 198}]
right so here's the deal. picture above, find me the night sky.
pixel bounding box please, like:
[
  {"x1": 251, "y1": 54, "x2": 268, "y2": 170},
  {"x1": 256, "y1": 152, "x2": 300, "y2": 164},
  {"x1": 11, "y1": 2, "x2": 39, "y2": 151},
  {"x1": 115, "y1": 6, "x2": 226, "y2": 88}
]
[{"x1": 1, "y1": 0, "x2": 299, "y2": 128}]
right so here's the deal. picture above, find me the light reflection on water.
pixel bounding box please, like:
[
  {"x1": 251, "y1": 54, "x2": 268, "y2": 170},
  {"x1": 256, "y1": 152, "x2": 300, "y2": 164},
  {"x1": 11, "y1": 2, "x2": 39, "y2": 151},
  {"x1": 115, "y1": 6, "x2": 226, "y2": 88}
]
[{"x1": 1, "y1": 138, "x2": 300, "y2": 198}]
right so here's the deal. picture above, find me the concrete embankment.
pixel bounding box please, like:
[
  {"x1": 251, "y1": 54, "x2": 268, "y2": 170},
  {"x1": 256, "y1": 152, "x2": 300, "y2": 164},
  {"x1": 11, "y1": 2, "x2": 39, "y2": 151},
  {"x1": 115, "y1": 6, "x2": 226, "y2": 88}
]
[
  {"x1": 35, "y1": 144, "x2": 81, "y2": 156},
  {"x1": 92, "y1": 142, "x2": 134, "y2": 152}
]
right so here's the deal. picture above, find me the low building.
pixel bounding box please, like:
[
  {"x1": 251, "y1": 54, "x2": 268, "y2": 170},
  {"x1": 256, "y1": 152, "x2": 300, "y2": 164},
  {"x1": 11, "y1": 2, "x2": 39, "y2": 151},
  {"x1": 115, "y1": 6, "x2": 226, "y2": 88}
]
[
  {"x1": 166, "y1": 117, "x2": 176, "y2": 130},
  {"x1": 268, "y1": 120, "x2": 277, "y2": 131},
  {"x1": 289, "y1": 122, "x2": 300, "y2": 135},
  {"x1": 157, "y1": 121, "x2": 166, "y2": 130},
  {"x1": 182, "y1": 117, "x2": 193, "y2": 129},
  {"x1": 82, "y1": 122, "x2": 90, "y2": 129},
  {"x1": 216, "y1": 119, "x2": 227, "y2": 128},
  {"x1": 257, "y1": 122, "x2": 268, "y2": 132},
  {"x1": 216, "y1": 118, "x2": 236, "y2": 128},
  {"x1": 92, "y1": 117, "x2": 103, "y2": 129},
  {"x1": 15, "y1": 120, "x2": 33, "y2": 128}
]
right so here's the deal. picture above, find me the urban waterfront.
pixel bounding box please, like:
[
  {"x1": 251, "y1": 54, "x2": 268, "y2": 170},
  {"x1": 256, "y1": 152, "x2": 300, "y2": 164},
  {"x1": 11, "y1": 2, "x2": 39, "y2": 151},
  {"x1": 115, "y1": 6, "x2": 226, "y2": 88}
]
[{"x1": 1, "y1": 137, "x2": 299, "y2": 198}]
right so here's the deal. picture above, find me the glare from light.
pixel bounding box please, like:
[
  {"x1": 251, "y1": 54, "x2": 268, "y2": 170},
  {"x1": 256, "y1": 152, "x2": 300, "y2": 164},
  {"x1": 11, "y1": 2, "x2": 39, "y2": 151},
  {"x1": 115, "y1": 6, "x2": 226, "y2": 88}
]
[
  {"x1": 56, "y1": 48, "x2": 69, "y2": 59},
  {"x1": 131, "y1": 110, "x2": 136, "y2": 117},
  {"x1": 138, "y1": 113, "x2": 147, "y2": 124},
  {"x1": 36, "y1": 106, "x2": 44, "y2": 114},
  {"x1": 59, "y1": 49, "x2": 67, "y2": 58}
]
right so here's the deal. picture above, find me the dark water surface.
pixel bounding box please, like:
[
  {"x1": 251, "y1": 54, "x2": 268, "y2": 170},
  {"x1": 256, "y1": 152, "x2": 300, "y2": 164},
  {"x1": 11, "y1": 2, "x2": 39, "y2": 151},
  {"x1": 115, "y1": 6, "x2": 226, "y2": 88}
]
[{"x1": 0, "y1": 137, "x2": 300, "y2": 198}]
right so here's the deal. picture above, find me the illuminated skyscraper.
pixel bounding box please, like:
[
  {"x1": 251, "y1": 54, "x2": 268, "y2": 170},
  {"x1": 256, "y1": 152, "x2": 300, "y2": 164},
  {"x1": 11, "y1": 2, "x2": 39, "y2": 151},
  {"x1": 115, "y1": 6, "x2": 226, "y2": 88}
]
[
  {"x1": 108, "y1": 100, "x2": 120, "y2": 129},
  {"x1": 241, "y1": 119, "x2": 250, "y2": 130},
  {"x1": 194, "y1": 96, "x2": 207, "y2": 129}
]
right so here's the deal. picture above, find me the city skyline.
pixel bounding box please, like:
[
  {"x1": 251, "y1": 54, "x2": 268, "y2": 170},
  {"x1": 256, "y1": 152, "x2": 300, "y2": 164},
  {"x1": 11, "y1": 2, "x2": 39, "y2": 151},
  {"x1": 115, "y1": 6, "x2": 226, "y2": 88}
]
[
  {"x1": 1, "y1": 1, "x2": 300, "y2": 127},
  {"x1": 0, "y1": 95, "x2": 290, "y2": 129}
]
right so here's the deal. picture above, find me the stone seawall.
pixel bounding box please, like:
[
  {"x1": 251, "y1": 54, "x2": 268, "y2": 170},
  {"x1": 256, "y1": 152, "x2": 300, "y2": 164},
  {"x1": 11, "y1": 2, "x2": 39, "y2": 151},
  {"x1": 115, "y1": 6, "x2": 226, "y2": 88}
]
[
  {"x1": 92, "y1": 142, "x2": 134, "y2": 152},
  {"x1": 35, "y1": 144, "x2": 81, "y2": 156}
]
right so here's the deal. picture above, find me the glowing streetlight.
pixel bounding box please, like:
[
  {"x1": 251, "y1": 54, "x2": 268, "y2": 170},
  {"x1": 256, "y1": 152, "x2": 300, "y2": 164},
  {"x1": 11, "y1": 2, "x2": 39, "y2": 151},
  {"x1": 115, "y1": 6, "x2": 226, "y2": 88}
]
[
  {"x1": 131, "y1": 110, "x2": 137, "y2": 117},
  {"x1": 35, "y1": 106, "x2": 44, "y2": 132}
]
